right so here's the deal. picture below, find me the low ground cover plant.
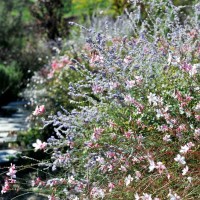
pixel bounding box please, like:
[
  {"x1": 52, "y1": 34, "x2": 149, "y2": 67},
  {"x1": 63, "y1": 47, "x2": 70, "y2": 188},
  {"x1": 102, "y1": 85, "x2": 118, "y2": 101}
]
[{"x1": 1, "y1": 1, "x2": 199, "y2": 199}]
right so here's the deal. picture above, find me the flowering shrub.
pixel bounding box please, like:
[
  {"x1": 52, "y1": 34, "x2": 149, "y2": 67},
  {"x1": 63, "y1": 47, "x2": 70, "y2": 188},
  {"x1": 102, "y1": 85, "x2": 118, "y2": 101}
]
[{"x1": 2, "y1": 1, "x2": 200, "y2": 199}]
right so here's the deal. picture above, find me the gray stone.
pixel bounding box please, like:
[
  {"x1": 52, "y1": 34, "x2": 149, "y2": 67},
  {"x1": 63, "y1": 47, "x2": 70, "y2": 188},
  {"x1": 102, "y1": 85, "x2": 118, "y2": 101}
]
[
  {"x1": 0, "y1": 101, "x2": 30, "y2": 163},
  {"x1": 0, "y1": 135, "x2": 17, "y2": 143},
  {"x1": 0, "y1": 149, "x2": 20, "y2": 163}
]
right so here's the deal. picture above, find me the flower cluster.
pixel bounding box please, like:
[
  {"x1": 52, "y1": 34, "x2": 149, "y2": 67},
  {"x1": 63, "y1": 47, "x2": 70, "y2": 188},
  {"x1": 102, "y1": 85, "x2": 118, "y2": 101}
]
[{"x1": 1, "y1": 164, "x2": 17, "y2": 194}]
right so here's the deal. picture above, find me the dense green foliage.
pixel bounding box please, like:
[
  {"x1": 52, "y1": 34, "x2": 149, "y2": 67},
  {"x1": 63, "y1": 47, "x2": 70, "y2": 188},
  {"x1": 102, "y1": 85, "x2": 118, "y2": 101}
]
[{"x1": 0, "y1": 63, "x2": 22, "y2": 104}]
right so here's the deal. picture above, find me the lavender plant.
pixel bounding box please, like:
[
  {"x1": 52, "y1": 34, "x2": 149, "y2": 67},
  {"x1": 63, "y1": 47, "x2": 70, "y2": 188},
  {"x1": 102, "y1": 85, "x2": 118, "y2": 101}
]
[{"x1": 1, "y1": 1, "x2": 199, "y2": 200}]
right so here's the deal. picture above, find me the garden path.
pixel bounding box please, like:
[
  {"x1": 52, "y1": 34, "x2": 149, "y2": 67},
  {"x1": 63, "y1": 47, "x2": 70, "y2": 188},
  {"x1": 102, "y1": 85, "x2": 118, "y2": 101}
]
[{"x1": 0, "y1": 101, "x2": 30, "y2": 163}]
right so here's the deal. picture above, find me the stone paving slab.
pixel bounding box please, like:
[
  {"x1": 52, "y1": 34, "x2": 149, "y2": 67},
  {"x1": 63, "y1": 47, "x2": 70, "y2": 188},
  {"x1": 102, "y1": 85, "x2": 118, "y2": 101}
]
[
  {"x1": 2, "y1": 101, "x2": 28, "y2": 107},
  {"x1": 0, "y1": 118, "x2": 26, "y2": 124},
  {"x1": 0, "y1": 132, "x2": 9, "y2": 137},
  {"x1": 12, "y1": 113, "x2": 29, "y2": 118},
  {"x1": 0, "y1": 123, "x2": 27, "y2": 132},
  {"x1": 0, "y1": 135, "x2": 17, "y2": 143},
  {"x1": 0, "y1": 101, "x2": 30, "y2": 163},
  {"x1": 0, "y1": 149, "x2": 20, "y2": 163}
]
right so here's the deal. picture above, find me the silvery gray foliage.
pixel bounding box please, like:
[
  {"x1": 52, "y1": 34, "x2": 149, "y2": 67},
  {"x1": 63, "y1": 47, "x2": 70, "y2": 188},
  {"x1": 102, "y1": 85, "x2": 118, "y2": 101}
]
[{"x1": 68, "y1": 6, "x2": 199, "y2": 108}]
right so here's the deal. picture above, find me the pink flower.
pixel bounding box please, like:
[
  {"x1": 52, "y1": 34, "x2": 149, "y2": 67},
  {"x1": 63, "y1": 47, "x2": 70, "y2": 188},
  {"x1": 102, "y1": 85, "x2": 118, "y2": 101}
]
[
  {"x1": 108, "y1": 182, "x2": 115, "y2": 192},
  {"x1": 124, "y1": 130, "x2": 133, "y2": 139},
  {"x1": 90, "y1": 54, "x2": 104, "y2": 64},
  {"x1": 108, "y1": 120, "x2": 117, "y2": 128},
  {"x1": 124, "y1": 95, "x2": 144, "y2": 112},
  {"x1": 48, "y1": 195, "x2": 59, "y2": 200},
  {"x1": 33, "y1": 105, "x2": 45, "y2": 116},
  {"x1": 90, "y1": 187, "x2": 105, "y2": 199},
  {"x1": 135, "y1": 171, "x2": 142, "y2": 180},
  {"x1": 92, "y1": 84, "x2": 104, "y2": 94},
  {"x1": 180, "y1": 62, "x2": 192, "y2": 72},
  {"x1": 176, "y1": 124, "x2": 187, "y2": 133},
  {"x1": 119, "y1": 165, "x2": 127, "y2": 172},
  {"x1": 47, "y1": 70, "x2": 55, "y2": 79},
  {"x1": 109, "y1": 81, "x2": 120, "y2": 90},
  {"x1": 1, "y1": 180, "x2": 10, "y2": 194},
  {"x1": 61, "y1": 56, "x2": 71, "y2": 65},
  {"x1": 163, "y1": 134, "x2": 171, "y2": 142},
  {"x1": 156, "y1": 162, "x2": 166, "y2": 174},
  {"x1": 32, "y1": 139, "x2": 47, "y2": 151},
  {"x1": 195, "y1": 115, "x2": 200, "y2": 121},
  {"x1": 51, "y1": 60, "x2": 64, "y2": 71},
  {"x1": 180, "y1": 142, "x2": 194, "y2": 154},
  {"x1": 91, "y1": 127, "x2": 104, "y2": 141},
  {"x1": 126, "y1": 80, "x2": 136, "y2": 88},
  {"x1": 6, "y1": 163, "x2": 17, "y2": 179},
  {"x1": 107, "y1": 164, "x2": 113, "y2": 172},
  {"x1": 124, "y1": 56, "x2": 132, "y2": 64},
  {"x1": 31, "y1": 177, "x2": 43, "y2": 187},
  {"x1": 106, "y1": 151, "x2": 116, "y2": 159}
]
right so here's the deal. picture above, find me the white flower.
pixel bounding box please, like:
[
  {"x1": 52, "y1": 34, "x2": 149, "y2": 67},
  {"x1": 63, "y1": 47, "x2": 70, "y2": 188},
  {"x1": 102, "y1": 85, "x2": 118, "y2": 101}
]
[
  {"x1": 147, "y1": 93, "x2": 158, "y2": 106},
  {"x1": 126, "y1": 80, "x2": 136, "y2": 88},
  {"x1": 148, "y1": 160, "x2": 156, "y2": 172},
  {"x1": 96, "y1": 156, "x2": 105, "y2": 164},
  {"x1": 68, "y1": 176, "x2": 75, "y2": 184},
  {"x1": 32, "y1": 139, "x2": 47, "y2": 151},
  {"x1": 163, "y1": 134, "x2": 171, "y2": 142},
  {"x1": 134, "y1": 193, "x2": 140, "y2": 200},
  {"x1": 141, "y1": 193, "x2": 152, "y2": 200},
  {"x1": 125, "y1": 175, "x2": 133, "y2": 186},
  {"x1": 119, "y1": 165, "x2": 127, "y2": 172},
  {"x1": 182, "y1": 166, "x2": 189, "y2": 176},
  {"x1": 189, "y1": 64, "x2": 197, "y2": 76},
  {"x1": 168, "y1": 190, "x2": 181, "y2": 200},
  {"x1": 194, "y1": 128, "x2": 200, "y2": 138},
  {"x1": 168, "y1": 53, "x2": 180, "y2": 66},
  {"x1": 72, "y1": 196, "x2": 79, "y2": 200},
  {"x1": 174, "y1": 154, "x2": 186, "y2": 165},
  {"x1": 90, "y1": 187, "x2": 105, "y2": 199},
  {"x1": 156, "y1": 109, "x2": 163, "y2": 119},
  {"x1": 179, "y1": 145, "x2": 189, "y2": 154},
  {"x1": 109, "y1": 82, "x2": 119, "y2": 90},
  {"x1": 187, "y1": 177, "x2": 192, "y2": 183},
  {"x1": 195, "y1": 103, "x2": 200, "y2": 112}
]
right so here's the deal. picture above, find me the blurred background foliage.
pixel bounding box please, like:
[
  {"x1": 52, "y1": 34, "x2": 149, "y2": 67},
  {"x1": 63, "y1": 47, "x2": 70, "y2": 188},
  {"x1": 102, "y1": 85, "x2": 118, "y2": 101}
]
[{"x1": 0, "y1": 0, "x2": 198, "y2": 105}]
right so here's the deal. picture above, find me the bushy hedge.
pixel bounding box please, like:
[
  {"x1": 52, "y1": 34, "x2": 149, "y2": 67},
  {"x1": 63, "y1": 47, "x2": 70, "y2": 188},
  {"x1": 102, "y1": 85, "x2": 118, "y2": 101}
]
[{"x1": 1, "y1": 1, "x2": 200, "y2": 200}]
